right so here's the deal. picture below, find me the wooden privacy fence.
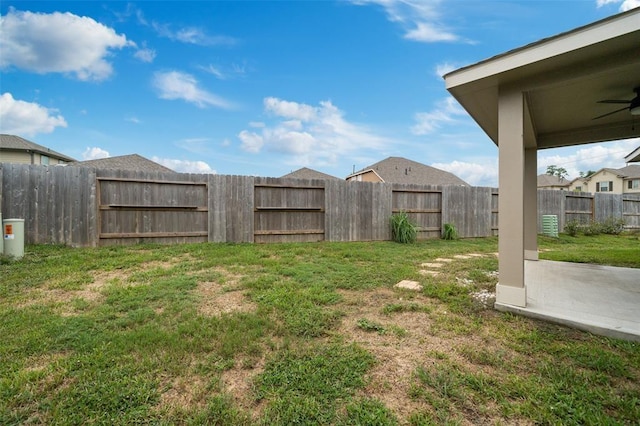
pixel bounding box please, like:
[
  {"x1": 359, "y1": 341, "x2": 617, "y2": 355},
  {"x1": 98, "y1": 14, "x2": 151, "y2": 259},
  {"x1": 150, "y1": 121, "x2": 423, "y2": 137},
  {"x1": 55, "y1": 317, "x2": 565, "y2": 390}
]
[
  {"x1": 97, "y1": 175, "x2": 209, "y2": 244},
  {"x1": 2, "y1": 163, "x2": 640, "y2": 247}
]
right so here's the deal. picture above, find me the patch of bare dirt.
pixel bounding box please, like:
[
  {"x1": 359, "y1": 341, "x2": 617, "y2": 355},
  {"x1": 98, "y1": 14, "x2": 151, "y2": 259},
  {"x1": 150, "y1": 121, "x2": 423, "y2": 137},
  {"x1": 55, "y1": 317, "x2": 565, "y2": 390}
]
[
  {"x1": 19, "y1": 256, "x2": 195, "y2": 314},
  {"x1": 195, "y1": 268, "x2": 256, "y2": 317},
  {"x1": 220, "y1": 356, "x2": 267, "y2": 420},
  {"x1": 158, "y1": 374, "x2": 209, "y2": 411},
  {"x1": 334, "y1": 287, "x2": 516, "y2": 424},
  {"x1": 23, "y1": 352, "x2": 69, "y2": 373}
]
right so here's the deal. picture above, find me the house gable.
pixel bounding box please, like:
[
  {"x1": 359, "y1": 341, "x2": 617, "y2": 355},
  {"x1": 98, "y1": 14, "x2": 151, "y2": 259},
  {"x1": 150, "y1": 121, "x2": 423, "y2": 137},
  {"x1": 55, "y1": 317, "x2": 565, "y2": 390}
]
[
  {"x1": 0, "y1": 134, "x2": 76, "y2": 164},
  {"x1": 346, "y1": 157, "x2": 468, "y2": 186},
  {"x1": 280, "y1": 167, "x2": 340, "y2": 180},
  {"x1": 74, "y1": 154, "x2": 175, "y2": 173}
]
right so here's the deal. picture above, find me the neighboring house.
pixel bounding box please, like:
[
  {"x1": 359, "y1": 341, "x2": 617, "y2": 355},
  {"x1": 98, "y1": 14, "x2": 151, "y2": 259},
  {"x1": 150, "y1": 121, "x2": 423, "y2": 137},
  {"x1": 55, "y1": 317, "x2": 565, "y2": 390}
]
[
  {"x1": 74, "y1": 154, "x2": 175, "y2": 173},
  {"x1": 281, "y1": 167, "x2": 341, "y2": 180},
  {"x1": 346, "y1": 156, "x2": 469, "y2": 186},
  {"x1": 537, "y1": 174, "x2": 570, "y2": 190},
  {"x1": 625, "y1": 146, "x2": 640, "y2": 163},
  {"x1": 0, "y1": 134, "x2": 76, "y2": 165},
  {"x1": 568, "y1": 165, "x2": 640, "y2": 194}
]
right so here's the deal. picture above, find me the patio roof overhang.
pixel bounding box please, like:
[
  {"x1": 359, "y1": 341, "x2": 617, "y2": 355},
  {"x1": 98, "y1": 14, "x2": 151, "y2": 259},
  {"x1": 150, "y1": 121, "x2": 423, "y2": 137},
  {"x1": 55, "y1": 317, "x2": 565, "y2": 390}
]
[
  {"x1": 445, "y1": 8, "x2": 640, "y2": 149},
  {"x1": 442, "y1": 9, "x2": 640, "y2": 327},
  {"x1": 626, "y1": 146, "x2": 640, "y2": 163}
]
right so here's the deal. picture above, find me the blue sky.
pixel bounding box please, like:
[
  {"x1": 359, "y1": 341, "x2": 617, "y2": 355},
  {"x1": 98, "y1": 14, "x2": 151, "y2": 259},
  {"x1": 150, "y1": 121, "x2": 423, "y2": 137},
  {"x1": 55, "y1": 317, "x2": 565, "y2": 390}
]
[{"x1": 1, "y1": 0, "x2": 638, "y2": 185}]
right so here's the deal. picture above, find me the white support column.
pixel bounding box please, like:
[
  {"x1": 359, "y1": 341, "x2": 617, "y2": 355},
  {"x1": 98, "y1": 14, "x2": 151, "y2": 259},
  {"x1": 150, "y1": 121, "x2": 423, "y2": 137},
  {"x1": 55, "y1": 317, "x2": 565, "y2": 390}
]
[{"x1": 496, "y1": 89, "x2": 527, "y2": 307}]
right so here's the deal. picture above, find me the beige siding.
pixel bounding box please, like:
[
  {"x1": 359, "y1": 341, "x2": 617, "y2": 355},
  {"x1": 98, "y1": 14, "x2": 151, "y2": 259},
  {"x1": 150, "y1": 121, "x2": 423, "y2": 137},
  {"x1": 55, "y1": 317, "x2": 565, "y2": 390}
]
[
  {"x1": 624, "y1": 178, "x2": 640, "y2": 194},
  {"x1": 359, "y1": 171, "x2": 382, "y2": 182},
  {"x1": 1, "y1": 151, "x2": 69, "y2": 165},
  {"x1": 568, "y1": 170, "x2": 640, "y2": 195},
  {"x1": 0, "y1": 151, "x2": 32, "y2": 164},
  {"x1": 591, "y1": 170, "x2": 624, "y2": 194}
]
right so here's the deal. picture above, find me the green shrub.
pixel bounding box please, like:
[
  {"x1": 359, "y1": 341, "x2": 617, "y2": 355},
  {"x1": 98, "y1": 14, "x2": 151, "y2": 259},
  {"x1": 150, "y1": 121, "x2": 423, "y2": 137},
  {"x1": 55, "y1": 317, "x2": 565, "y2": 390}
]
[
  {"x1": 582, "y1": 221, "x2": 602, "y2": 236},
  {"x1": 442, "y1": 223, "x2": 458, "y2": 240},
  {"x1": 600, "y1": 217, "x2": 625, "y2": 235},
  {"x1": 564, "y1": 220, "x2": 580, "y2": 237},
  {"x1": 390, "y1": 211, "x2": 417, "y2": 244}
]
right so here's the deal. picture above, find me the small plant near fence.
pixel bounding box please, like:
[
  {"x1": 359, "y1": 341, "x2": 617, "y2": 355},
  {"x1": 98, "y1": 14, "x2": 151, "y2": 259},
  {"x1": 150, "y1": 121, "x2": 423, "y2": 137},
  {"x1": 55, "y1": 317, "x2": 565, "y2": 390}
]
[
  {"x1": 564, "y1": 220, "x2": 581, "y2": 237},
  {"x1": 390, "y1": 211, "x2": 417, "y2": 244},
  {"x1": 442, "y1": 223, "x2": 458, "y2": 240},
  {"x1": 564, "y1": 217, "x2": 626, "y2": 237}
]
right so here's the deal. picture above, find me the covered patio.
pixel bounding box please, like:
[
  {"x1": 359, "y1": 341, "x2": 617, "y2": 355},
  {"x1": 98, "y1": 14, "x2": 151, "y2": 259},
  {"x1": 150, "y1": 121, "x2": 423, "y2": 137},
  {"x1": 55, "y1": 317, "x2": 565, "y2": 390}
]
[{"x1": 444, "y1": 9, "x2": 640, "y2": 341}]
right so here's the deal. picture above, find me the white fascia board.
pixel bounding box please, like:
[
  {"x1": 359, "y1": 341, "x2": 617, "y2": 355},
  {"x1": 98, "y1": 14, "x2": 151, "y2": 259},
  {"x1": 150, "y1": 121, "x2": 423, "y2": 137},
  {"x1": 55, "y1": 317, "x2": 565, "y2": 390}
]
[{"x1": 445, "y1": 9, "x2": 640, "y2": 89}]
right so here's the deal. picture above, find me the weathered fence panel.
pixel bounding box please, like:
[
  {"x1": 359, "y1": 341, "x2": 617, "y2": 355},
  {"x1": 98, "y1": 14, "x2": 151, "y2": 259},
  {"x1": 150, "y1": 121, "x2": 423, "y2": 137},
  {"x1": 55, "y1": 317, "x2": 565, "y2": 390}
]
[
  {"x1": 491, "y1": 189, "x2": 499, "y2": 236},
  {"x1": 209, "y1": 174, "x2": 254, "y2": 243},
  {"x1": 594, "y1": 193, "x2": 623, "y2": 223},
  {"x1": 325, "y1": 180, "x2": 391, "y2": 241},
  {"x1": 392, "y1": 184, "x2": 441, "y2": 239},
  {"x1": 537, "y1": 189, "x2": 565, "y2": 233},
  {"x1": 443, "y1": 186, "x2": 492, "y2": 238},
  {"x1": 623, "y1": 194, "x2": 640, "y2": 229},
  {"x1": 565, "y1": 192, "x2": 594, "y2": 225},
  {"x1": 97, "y1": 169, "x2": 208, "y2": 245},
  {"x1": 253, "y1": 178, "x2": 325, "y2": 243},
  {"x1": 0, "y1": 164, "x2": 96, "y2": 246}
]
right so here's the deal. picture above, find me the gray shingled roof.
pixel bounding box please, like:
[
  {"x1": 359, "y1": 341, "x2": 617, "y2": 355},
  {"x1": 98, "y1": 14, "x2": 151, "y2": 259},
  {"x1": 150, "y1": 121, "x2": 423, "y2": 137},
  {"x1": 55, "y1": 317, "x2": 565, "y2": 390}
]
[
  {"x1": 537, "y1": 173, "x2": 570, "y2": 188},
  {"x1": 349, "y1": 156, "x2": 469, "y2": 186},
  {"x1": 0, "y1": 134, "x2": 76, "y2": 162},
  {"x1": 280, "y1": 167, "x2": 340, "y2": 180},
  {"x1": 74, "y1": 154, "x2": 175, "y2": 173},
  {"x1": 614, "y1": 165, "x2": 640, "y2": 179}
]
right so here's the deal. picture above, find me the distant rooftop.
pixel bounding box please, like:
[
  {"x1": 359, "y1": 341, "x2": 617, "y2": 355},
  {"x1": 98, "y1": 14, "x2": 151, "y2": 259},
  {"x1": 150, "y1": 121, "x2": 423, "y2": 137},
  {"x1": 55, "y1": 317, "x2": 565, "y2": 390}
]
[
  {"x1": 74, "y1": 154, "x2": 175, "y2": 173},
  {"x1": 281, "y1": 167, "x2": 341, "y2": 181},
  {"x1": 0, "y1": 134, "x2": 76, "y2": 162},
  {"x1": 348, "y1": 156, "x2": 469, "y2": 186},
  {"x1": 537, "y1": 174, "x2": 570, "y2": 188}
]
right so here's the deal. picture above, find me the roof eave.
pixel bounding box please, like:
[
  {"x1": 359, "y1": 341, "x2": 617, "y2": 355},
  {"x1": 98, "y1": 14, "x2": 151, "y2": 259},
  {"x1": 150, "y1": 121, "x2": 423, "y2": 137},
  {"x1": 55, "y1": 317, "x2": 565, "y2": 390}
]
[{"x1": 443, "y1": 8, "x2": 640, "y2": 147}]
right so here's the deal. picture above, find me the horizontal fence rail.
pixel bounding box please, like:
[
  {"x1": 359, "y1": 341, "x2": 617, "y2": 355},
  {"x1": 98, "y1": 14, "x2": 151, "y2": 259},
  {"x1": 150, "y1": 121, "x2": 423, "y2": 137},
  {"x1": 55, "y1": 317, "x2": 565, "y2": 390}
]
[{"x1": 2, "y1": 163, "x2": 640, "y2": 246}]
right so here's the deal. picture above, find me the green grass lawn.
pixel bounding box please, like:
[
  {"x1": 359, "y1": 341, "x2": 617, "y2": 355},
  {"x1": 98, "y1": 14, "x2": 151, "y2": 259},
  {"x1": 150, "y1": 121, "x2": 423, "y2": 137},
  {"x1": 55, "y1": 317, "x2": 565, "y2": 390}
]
[{"x1": 1, "y1": 234, "x2": 638, "y2": 425}]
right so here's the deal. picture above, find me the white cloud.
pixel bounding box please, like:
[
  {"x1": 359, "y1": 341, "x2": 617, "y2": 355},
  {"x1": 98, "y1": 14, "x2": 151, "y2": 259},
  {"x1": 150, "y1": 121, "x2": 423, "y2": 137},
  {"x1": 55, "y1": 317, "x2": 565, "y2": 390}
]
[
  {"x1": 238, "y1": 97, "x2": 390, "y2": 167},
  {"x1": 405, "y1": 21, "x2": 458, "y2": 42},
  {"x1": 0, "y1": 9, "x2": 132, "y2": 81},
  {"x1": 82, "y1": 147, "x2": 110, "y2": 160},
  {"x1": 432, "y1": 159, "x2": 498, "y2": 187},
  {"x1": 125, "y1": 116, "x2": 141, "y2": 124},
  {"x1": 238, "y1": 130, "x2": 264, "y2": 153},
  {"x1": 151, "y1": 22, "x2": 236, "y2": 46},
  {"x1": 151, "y1": 157, "x2": 216, "y2": 174},
  {"x1": 411, "y1": 96, "x2": 467, "y2": 135},
  {"x1": 264, "y1": 97, "x2": 317, "y2": 121},
  {"x1": 134, "y1": 46, "x2": 156, "y2": 63},
  {"x1": 538, "y1": 139, "x2": 638, "y2": 179},
  {"x1": 199, "y1": 62, "x2": 248, "y2": 80},
  {"x1": 596, "y1": 0, "x2": 640, "y2": 11},
  {"x1": 435, "y1": 62, "x2": 458, "y2": 78},
  {"x1": 430, "y1": 139, "x2": 638, "y2": 188},
  {"x1": 175, "y1": 138, "x2": 213, "y2": 155},
  {"x1": 0, "y1": 93, "x2": 67, "y2": 136},
  {"x1": 350, "y1": 0, "x2": 460, "y2": 43},
  {"x1": 152, "y1": 71, "x2": 234, "y2": 109},
  {"x1": 200, "y1": 64, "x2": 226, "y2": 79}
]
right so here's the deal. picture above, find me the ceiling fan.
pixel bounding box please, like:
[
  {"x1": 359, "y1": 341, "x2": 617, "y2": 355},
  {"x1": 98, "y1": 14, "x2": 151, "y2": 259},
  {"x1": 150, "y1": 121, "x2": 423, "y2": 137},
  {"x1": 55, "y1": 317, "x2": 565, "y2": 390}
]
[{"x1": 593, "y1": 87, "x2": 640, "y2": 120}]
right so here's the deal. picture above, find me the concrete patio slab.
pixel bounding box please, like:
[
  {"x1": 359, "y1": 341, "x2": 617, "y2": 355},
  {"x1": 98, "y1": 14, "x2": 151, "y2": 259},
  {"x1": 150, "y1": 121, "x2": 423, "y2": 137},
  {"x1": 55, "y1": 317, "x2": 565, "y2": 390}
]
[{"x1": 495, "y1": 260, "x2": 640, "y2": 342}]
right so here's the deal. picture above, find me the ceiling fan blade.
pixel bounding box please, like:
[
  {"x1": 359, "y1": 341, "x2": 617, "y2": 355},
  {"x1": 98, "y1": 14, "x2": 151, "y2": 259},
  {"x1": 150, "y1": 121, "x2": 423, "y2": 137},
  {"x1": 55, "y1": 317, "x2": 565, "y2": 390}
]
[
  {"x1": 597, "y1": 99, "x2": 631, "y2": 104},
  {"x1": 592, "y1": 106, "x2": 629, "y2": 120}
]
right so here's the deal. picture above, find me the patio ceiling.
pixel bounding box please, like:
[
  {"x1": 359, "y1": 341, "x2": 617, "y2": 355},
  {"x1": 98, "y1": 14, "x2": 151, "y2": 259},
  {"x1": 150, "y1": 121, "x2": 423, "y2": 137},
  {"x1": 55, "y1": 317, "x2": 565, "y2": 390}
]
[{"x1": 444, "y1": 8, "x2": 640, "y2": 150}]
